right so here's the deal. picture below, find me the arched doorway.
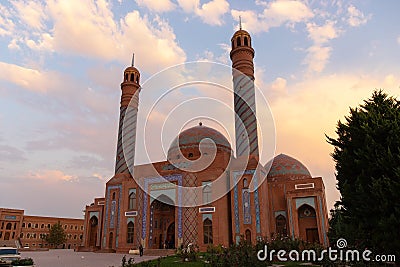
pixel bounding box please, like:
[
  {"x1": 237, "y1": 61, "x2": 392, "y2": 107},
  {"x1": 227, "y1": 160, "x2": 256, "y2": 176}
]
[
  {"x1": 245, "y1": 229, "x2": 251, "y2": 244},
  {"x1": 109, "y1": 232, "x2": 114, "y2": 249},
  {"x1": 298, "y1": 204, "x2": 319, "y2": 243},
  {"x1": 150, "y1": 195, "x2": 175, "y2": 249},
  {"x1": 275, "y1": 215, "x2": 287, "y2": 237},
  {"x1": 166, "y1": 223, "x2": 175, "y2": 249},
  {"x1": 89, "y1": 216, "x2": 98, "y2": 247}
]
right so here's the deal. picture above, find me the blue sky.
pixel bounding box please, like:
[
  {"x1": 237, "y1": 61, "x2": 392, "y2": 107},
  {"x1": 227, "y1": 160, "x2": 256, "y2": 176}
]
[{"x1": 0, "y1": 0, "x2": 399, "y2": 218}]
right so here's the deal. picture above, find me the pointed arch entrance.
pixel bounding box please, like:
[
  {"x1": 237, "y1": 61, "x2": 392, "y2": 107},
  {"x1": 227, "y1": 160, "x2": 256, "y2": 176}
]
[
  {"x1": 150, "y1": 194, "x2": 175, "y2": 249},
  {"x1": 88, "y1": 216, "x2": 98, "y2": 247},
  {"x1": 298, "y1": 204, "x2": 319, "y2": 243}
]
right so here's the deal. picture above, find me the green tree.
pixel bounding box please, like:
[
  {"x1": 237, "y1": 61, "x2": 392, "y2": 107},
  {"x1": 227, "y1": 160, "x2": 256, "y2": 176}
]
[
  {"x1": 327, "y1": 90, "x2": 400, "y2": 258},
  {"x1": 46, "y1": 222, "x2": 67, "y2": 248}
]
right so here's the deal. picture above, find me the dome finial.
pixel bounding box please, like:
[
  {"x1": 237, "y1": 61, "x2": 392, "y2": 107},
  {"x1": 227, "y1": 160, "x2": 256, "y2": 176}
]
[
  {"x1": 131, "y1": 53, "x2": 135, "y2": 67},
  {"x1": 239, "y1": 15, "x2": 242, "y2": 30}
]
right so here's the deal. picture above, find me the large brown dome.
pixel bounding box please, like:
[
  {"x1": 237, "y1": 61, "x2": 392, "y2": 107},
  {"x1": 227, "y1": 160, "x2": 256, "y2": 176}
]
[
  {"x1": 167, "y1": 124, "x2": 231, "y2": 160},
  {"x1": 266, "y1": 154, "x2": 312, "y2": 181}
]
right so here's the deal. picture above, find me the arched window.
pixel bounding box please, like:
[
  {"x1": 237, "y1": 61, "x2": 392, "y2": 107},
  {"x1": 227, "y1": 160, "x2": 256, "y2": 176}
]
[
  {"x1": 202, "y1": 182, "x2": 212, "y2": 204},
  {"x1": 41, "y1": 224, "x2": 44, "y2": 229},
  {"x1": 275, "y1": 215, "x2": 287, "y2": 237},
  {"x1": 130, "y1": 73, "x2": 135, "y2": 82},
  {"x1": 127, "y1": 221, "x2": 134, "y2": 244},
  {"x1": 203, "y1": 218, "x2": 213, "y2": 244},
  {"x1": 236, "y1": 36, "x2": 241, "y2": 47},
  {"x1": 125, "y1": 73, "x2": 128, "y2": 81},
  {"x1": 245, "y1": 229, "x2": 251, "y2": 244},
  {"x1": 129, "y1": 190, "x2": 136, "y2": 210},
  {"x1": 28, "y1": 223, "x2": 31, "y2": 228},
  {"x1": 243, "y1": 178, "x2": 248, "y2": 188},
  {"x1": 4, "y1": 232, "x2": 10, "y2": 240},
  {"x1": 6, "y1": 223, "x2": 12, "y2": 230},
  {"x1": 22, "y1": 223, "x2": 25, "y2": 228},
  {"x1": 188, "y1": 153, "x2": 194, "y2": 158},
  {"x1": 136, "y1": 76, "x2": 139, "y2": 83},
  {"x1": 20, "y1": 233, "x2": 24, "y2": 238},
  {"x1": 35, "y1": 224, "x2": 38, "y2": 228},
  {"x1": 109, "y1": 232, "x2": 114, "y2": 248},
  {"x1": 27, "y1": 233, "x2": 30, "y2": 238},
  {"x1": 13, "y1": 223, "x2": 16, "y2": 230},
  {"x1": 244, "y1": 36, "x2": 249, "y2": 46},
  {"x1": 112, "y1": 192, "x2": 116, "y2": 200}
]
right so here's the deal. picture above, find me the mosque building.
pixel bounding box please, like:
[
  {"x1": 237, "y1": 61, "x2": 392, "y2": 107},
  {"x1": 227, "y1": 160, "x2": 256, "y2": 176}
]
[{"x1": 79, "y1": 28, "x2": 329, "y2": 253}]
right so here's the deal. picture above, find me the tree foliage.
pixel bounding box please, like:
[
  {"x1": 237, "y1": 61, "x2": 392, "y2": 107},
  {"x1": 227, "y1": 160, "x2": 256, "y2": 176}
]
[
  {"x1": 327, "y1": 90, "x2": 400, "y2": 258},
  {"x1": 45, "y1": 222, "x2": 67, "y2": 248}
]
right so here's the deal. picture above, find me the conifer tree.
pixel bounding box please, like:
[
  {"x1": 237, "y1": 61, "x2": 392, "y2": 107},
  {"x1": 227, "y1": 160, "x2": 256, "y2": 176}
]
[{"x1": 327, "y1": 90, "x2": 400, "y2": 259}]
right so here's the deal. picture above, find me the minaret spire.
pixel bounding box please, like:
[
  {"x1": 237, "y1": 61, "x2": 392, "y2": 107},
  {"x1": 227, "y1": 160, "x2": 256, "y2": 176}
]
[
  {"x1": 230, "y1": 27, "x2": 259, "y2": 159},
  {"x1": 115, "y1": 55, "x2": 141, "y2": 175}
]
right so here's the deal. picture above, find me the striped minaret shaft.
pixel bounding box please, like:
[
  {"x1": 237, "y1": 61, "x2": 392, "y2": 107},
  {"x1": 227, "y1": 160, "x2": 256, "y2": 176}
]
[
  {"x1": 230, "y1": 29, "x2": 259, "y2": 158},
  {"x1": 115, "y1": 57, "x2": 141, "y2": 174}
]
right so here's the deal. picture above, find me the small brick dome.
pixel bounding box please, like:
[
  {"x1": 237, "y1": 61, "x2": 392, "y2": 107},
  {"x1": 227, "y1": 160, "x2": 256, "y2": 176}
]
[
  {"x1": 167, "y1": 124, "x2": 231, "y2": 160},
  {"x1": 266, "y1": 154, "x2": 311, "y2": 180}
]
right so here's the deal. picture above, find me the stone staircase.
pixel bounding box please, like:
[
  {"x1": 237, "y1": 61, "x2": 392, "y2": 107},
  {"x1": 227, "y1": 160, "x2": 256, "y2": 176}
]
[{"x1": 143, "y1": 249, "x2": 176, "y2": 257}]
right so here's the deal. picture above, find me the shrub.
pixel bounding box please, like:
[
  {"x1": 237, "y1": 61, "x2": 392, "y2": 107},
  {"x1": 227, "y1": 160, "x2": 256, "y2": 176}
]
[{"x1": 11, "y1": 258, "x2": 34, "y2": 266}]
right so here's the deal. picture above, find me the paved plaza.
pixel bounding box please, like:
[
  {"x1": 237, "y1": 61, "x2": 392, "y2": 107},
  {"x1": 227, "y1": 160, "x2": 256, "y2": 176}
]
[{"x1": 20, "y1": 249, "x2": 158, "y2": 267}]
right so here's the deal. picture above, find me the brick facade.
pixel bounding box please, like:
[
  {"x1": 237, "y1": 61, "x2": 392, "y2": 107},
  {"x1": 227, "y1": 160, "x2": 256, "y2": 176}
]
[{"x1": 0, "y1": 208, "x2": 83, "y2": 249}]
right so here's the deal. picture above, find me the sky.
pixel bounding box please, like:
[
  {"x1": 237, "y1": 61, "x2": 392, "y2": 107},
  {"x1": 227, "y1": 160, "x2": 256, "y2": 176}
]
[{"x1": 0, "y1": 0, "x2": 399, "y2": 218}]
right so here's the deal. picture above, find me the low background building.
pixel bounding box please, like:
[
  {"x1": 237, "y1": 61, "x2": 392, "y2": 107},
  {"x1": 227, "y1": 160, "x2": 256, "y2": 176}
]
[{"x1": 0, "y1": 208, "x2": 83, "y2": 249}]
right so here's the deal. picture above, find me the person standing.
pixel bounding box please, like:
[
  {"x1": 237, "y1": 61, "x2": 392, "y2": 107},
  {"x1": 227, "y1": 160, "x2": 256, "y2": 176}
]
[{"x1": 139, "y1": 244, "x2": 143, "y2": 257}]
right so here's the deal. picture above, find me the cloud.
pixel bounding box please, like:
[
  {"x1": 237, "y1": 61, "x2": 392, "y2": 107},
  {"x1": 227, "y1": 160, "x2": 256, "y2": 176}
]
[
  {"x1": 304, "y1": 21, "x2": 339, "y2": 73},
  {"x1": 135, "y1": 0, "x2": 176, "y2": 12},
  {"x1": 0, "y1": 4, "x2": 15, "y2": 36},
  {"x1": 270, "y1": 77, "x2": 288, "y2": 95},
  {"x1": 0, "y1": 62, "x2": 49, "y2": 93},
  {"x1": 11, "y1": 0, "x2": 48, "y2": 30},
  {"x1": 3, "y1": 0, "x2": 186, "y2": 74},
  {"x1": 0, "y1": 145, "x2": 26, "y2": 162},
  {"x1": 28, "y1": 169, "x2": 78, "y2": 182},
  {"x1": 177, "y1": 0, "x2": 230, "y2": 26},
  {"x1": 231, "y1": 0, "x2": 313, "y2": 34},
  {"x1": 7, "y1": 38, "x2": 20, "y2": 50},
  {"x1": 303, "y1": 45, "x2": 332, "y2": 73},
  {"x1": 307, "y1": 21, "x2": 338, "y2": 44},
  {"x1": 347, "y1": 5, "x2": 371, "y2": 27}
]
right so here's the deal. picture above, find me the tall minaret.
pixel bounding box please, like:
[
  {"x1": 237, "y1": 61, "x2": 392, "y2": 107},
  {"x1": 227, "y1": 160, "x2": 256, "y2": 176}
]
[
  {"x1": 115, "y1": 55, "x2": 141, "y2": 174},
  {"x1": 230, "y1": 27, "x2": 259, "y2": 158}
]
